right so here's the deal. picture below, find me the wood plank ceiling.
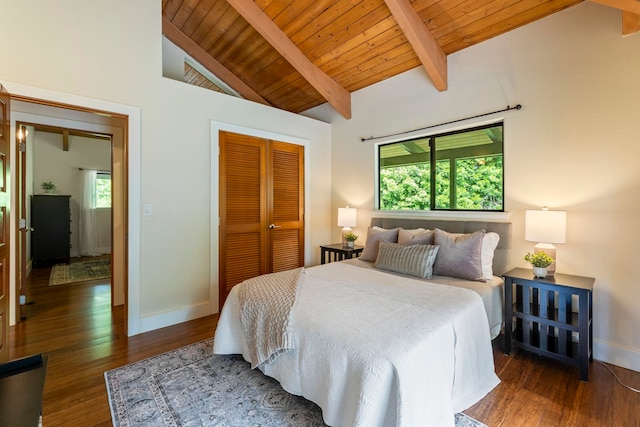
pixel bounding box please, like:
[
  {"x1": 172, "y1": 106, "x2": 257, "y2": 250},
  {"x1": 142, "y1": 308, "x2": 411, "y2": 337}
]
[{"x1": 162, "y1": 0, "x2": 640, "y2": 119}]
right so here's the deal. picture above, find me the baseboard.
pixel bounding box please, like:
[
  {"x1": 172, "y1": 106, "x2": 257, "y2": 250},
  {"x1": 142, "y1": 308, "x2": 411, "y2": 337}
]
[
  {"x1": 137, "y1": 301, "x2": 214, "y2": 335},
  {"x1": 594, "y1": 339, "x2": 640, "y2": 373}
]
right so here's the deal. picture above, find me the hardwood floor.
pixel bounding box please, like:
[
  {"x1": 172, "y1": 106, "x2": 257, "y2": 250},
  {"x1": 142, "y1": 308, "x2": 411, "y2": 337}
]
[
  {"x1": 9, "y1": 263, "x2": 640, "y2": 426},
  {"x1": 466, "y1": 337, "x2": 640, "y2": 427},
  {"x1": 9, "y1": 263, "x2": 218, "y2": 426}
]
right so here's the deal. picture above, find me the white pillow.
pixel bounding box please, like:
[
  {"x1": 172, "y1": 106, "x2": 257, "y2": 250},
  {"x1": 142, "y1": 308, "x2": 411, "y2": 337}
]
[{"x1": 480, "y1": 232, "x2": 500, "y2": 280}]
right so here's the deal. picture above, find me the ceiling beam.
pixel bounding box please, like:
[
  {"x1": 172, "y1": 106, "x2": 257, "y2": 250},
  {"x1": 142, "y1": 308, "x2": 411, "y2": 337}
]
[
  {"x1": 590, "y1": 0, "x2": 640, "y2": 14},
  {"x1": 384, "y1": 0, "x2": 448, "y2": 91},
  {"x1": 162, "y1": 18, "x2": 270, "y2": 106},
  {"x1": 62, "y1": 129, "x2": 69, "y2": 151},
  {"x1": 32, "y1": 124, "x2": 111, "y2": 141},
  {"x1": 622, "y1": 11, "x2": 640, "y2": 34},
  {"x1": 401, "y1": 141, "x2": 425, "y2": 154},
  {"x1": 225, "y1": 0, "x2": 352, "y2": 119},
  {"x1": 591, "y1": 0, "x2": 640, "y2": 34}
]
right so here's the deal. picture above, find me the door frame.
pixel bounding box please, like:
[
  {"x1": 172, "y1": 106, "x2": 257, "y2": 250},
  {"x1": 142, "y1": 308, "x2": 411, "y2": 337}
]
[
  {"x1": 2, "y1": 80, "x2": 142, "y2": 336},
  {"x1": 0, "y1": 85, "x2": 11, "y2": 362},
  {"x1": 210, "y1": 121, "x2": 310, "y2": 312},
  {"x1": 15, "y1": 119, "x2": 122, "y2": 306}
]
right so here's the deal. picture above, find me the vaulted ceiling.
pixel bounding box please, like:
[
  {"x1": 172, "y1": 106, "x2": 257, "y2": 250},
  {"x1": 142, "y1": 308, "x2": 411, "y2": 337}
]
[{"x1": 162, "y1": 0, "x2": 640, "y2": 119}]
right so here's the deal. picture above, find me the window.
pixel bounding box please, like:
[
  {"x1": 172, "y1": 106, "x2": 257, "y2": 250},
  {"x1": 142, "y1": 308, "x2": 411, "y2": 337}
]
[
  {"x1": 96, "y1": 173, "x2": 112, "y2": 208},
  {"x1": 378, "y1": 123, "x2": 504, "y2": 211}
]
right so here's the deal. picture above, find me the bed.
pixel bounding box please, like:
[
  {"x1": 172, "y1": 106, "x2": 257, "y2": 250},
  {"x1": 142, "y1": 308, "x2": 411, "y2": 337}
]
[{"x1": 214, "y1": 218, "x2": 512, "y2": 427}]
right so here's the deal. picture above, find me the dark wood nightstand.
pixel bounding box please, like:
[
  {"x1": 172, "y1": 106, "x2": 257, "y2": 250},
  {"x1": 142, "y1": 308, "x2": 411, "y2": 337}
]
[
  {"x1": 320, "y1": 243, "x2": 364, "y2": 264},
  {"x1": 503, "y1": 267, "x2": 594, "y2": 381}
]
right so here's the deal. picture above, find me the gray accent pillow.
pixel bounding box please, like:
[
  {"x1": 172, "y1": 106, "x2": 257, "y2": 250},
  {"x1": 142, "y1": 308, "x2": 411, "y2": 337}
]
[
  {"x1": 359, "y1": 227, "x2": 400, "y2": 261},
  {"x1": 398, "y1": 228, "x2": 435, "y2": 246},
  {"x1": 433, "y1": 228, "x2": 485, "y2": 281},
  {"x1": 374, "y1": 240, "x2": 440, "y2": 279}
]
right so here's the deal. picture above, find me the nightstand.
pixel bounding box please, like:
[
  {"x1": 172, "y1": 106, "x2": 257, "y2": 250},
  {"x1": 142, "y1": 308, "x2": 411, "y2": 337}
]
[
  {"x1": 503, "y1": 268, "x2": 594, "y2": 381},
  {"x1": 320, "y1": 243, "x2": 364, "y2": 264}
]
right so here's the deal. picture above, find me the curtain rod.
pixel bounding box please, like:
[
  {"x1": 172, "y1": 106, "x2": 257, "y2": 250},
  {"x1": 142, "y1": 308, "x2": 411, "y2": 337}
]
[
  {"x1": 78, "y1": 167, "x2": 111, "y2": 174},
  {"x1": 361, "y1": 104, "x2": 522, "y2": 142}
]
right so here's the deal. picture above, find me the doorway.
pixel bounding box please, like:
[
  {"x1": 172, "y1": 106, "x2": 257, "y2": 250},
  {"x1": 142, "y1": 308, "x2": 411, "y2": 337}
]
[{"x1": 10, "y1": 97, "x2": 129, "y2": 333}]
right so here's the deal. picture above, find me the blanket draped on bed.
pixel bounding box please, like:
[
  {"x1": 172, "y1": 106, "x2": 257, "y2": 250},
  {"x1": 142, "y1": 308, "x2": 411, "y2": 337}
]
[{"x1": 238, "y1": 267, "x2": 304, "y2": 368}]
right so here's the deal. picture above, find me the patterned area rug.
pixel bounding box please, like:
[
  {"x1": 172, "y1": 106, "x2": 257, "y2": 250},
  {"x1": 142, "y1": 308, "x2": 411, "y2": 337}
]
[
  {"x1": 49, "y1": 258, "x2": 110, "y2": 286},
  {"x1": 104, "y1": 339, "x2": 488, "y2": 427}
]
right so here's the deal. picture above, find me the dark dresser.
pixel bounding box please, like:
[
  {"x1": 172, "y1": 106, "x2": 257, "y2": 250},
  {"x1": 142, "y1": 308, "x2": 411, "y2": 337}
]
[{"x1": 31, "y1": 194, "x2": 71, "y2": 267}]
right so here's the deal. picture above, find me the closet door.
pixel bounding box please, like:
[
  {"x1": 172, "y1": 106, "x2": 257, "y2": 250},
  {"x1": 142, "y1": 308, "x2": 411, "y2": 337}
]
[
  {"x1": 269, "y1": 141, "x2": 304, "y2": 272},
  {"x1": 218, "y1": 131, "x2": 304, "y2": 309}
]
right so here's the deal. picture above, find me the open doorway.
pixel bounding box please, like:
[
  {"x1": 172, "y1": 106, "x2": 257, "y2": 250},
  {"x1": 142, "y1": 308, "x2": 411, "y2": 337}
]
[
  {"x1": 24, "y1": 125, "x2": 112, "y2": 297},
  {"x1": 12, "y1": 98, "x2": 128, "y2": 332}
]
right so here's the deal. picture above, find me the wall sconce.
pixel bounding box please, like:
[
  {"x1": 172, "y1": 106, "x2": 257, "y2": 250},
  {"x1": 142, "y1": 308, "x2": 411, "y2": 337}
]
[
  {"x1": 17, "y1": 125, "x2": 28, "y2": 142},
  {"x1": 337, "y1": 206, "x2": 357, "y2": 246},
  {"x1": 525, "y1": 207, "x2": 566, "y2": 276}
]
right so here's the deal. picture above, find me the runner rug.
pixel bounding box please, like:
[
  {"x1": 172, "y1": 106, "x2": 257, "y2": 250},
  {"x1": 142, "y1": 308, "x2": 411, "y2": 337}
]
[
  {"x1": 49, "y1": 258, "x2": 110, "y2": 286},
  {"x1": 104, "y1": 338, "x2": 488, "y2": 427}
]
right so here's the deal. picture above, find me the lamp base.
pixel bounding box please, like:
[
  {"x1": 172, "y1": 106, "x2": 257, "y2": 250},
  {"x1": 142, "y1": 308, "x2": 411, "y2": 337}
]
[
  {"x1": 341, "y1": 227, "x2": 352, "y2": 247},
  {"x1": 534, "y1": 243, "x2": 556, "y2": 276}
]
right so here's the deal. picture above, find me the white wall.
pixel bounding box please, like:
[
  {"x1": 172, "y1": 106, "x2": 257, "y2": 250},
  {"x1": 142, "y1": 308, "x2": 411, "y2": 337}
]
[
  {"x1": 0, "y1": 0, "x2": 332, "y2": 335},
  {"x1": 304, "y1": 2, "x2": 640, "y2": 372},
  {"x1": 32, "y1": 131, "x2": 112, "y2": 257}
]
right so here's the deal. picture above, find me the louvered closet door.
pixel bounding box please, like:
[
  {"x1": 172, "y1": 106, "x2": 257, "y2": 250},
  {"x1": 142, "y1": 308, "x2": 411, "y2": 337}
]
[
  {"x1": 219, "y1": 131, "x2": 304, "y2": 310},
  {"x1": 269, "y1": 141, "x2": 304, "y2": 272}
]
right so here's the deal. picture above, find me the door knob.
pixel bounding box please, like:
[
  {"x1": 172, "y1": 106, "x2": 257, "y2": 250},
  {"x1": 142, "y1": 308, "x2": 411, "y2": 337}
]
[{"x1": 268, "y1": 224, "x2": 282, "y2": 229}]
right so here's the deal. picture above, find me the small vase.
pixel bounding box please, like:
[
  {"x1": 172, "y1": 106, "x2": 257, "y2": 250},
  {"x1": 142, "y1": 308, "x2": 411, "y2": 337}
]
[
  {"x1": 347, "y1": 241, "x2": 354, "y2": 249},
  {"x1": 533, "y1": 266, "x2": 548, "y2": 278}
]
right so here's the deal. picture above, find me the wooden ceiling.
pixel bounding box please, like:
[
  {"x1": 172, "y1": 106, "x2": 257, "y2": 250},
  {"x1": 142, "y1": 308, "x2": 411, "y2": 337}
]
[{"x1": 162, "y1": 0, "x2": 640, "y2": 119}]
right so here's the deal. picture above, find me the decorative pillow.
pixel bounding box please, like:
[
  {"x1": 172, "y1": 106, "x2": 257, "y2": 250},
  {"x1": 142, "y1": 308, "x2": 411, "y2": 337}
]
[
  {"x1": 449, "y1": 231, "x2": 500, "y2": 280},
  {"x1": 432, "y1": 229, "x2": 485, "y2": 281},
  {"x1": 399, "y1": 227, "x2": 425, "y2": 235},
  {"x1": 398, "y1": 228, "x2": 435, "y2": 246},
  {"x1": 359, "y1": 227, "x2": 400, "y2": 261},
  {"x1": 374, "y1": 240, "x2": 440, "y2": 278}
]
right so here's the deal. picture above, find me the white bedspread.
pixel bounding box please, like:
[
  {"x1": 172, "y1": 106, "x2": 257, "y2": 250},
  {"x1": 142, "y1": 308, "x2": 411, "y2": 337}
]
[
  {"x1": 341, "y1": 258, "x2": 505, "y2": 339},
  {"x1": 214, "y1": 262, "x2": 500, "y2": 427}
]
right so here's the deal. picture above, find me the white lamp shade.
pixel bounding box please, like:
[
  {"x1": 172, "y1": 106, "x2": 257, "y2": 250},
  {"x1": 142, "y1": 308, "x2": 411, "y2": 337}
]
[
  {"x1": 337, "y1": 207, "x2": 357, "y2": 227},
  {"x1": 525, "y1": 209, "x2": 566, "y2": 244}
]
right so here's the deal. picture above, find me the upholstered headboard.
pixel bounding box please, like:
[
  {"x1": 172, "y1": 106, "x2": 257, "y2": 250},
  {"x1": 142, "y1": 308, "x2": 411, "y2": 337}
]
[{"x1": 369, "y1": 218, "x2": 512, "y2": 276}]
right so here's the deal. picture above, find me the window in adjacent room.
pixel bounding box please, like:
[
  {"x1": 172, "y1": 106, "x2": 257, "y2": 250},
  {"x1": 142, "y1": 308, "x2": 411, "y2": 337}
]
[
  {"x1": 378, "y1": 122, "x2": 504, "y2": 211},
  {"x1": 96, "y1": 172, "x2": 112, "y2": 208}
]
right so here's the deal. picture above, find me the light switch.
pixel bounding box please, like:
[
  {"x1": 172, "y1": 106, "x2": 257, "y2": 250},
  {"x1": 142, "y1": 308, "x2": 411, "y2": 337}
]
[{"x1": 143, "y1": 204, "x2": 153, "y2": 216}]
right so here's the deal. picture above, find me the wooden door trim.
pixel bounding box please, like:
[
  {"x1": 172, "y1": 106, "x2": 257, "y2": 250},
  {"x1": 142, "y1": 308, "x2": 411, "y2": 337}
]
[
  {"x1": 5, "y1": 90, "x2": 134, "y2": 335},
  {"x1": 16, "y1": 123, "x2": 27, "y2": 322},
  {"x1": 0, "y1": 84, "x2": 10, "y2": 361}
]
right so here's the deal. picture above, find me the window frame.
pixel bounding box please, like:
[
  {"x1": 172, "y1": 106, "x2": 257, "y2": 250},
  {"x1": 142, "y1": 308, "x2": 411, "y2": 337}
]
[{"x1": 375, "y1": 121, "x2": 505, "y2": 212}]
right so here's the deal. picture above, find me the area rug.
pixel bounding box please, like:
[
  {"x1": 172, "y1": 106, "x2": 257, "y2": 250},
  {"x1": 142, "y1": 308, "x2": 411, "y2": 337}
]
[
  {"x1": 48, "y1": 258, "x2": 110, "y2": 286},
  {"x1": 104, "y1": 339, "x2": 487, "y2": 427}
]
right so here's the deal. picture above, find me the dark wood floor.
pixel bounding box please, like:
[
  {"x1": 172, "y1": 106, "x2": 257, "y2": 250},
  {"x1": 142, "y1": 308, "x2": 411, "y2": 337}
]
[{"x1": 9, "y1": 264, "x2": 640, "y2": 426}]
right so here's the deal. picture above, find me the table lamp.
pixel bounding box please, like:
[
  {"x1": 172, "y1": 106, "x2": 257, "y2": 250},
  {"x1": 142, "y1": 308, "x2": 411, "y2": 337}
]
[{"x1": 337, "y1": 206, "x2": 357, "y2": 246}]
